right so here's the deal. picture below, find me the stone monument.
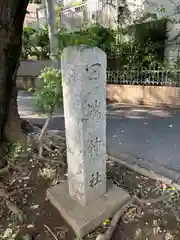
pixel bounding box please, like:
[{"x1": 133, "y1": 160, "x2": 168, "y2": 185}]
[{"x1": 47, "y1": 45, "x2": 129, "y2": 237}]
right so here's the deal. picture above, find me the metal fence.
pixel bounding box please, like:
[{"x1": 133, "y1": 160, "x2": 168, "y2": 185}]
[
  {"x1": 107, "y1": 68, "x2": 180, "y2": 86},
  {"x1": 60, "y1": 0, "x2": 117, "y2": 32}
]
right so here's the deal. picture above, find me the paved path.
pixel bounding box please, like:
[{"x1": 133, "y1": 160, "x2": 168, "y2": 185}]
[{"x1": 18, "y1": 91, "x2": 180, "y2": 181}]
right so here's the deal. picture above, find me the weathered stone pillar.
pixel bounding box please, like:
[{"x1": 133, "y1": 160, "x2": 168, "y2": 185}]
[
  {"x1": 47, "y1": 45, "x2": 129, "y2": 238},
  {"x1": 62, "y1": 45, "x2": 107, "y2": 206}
]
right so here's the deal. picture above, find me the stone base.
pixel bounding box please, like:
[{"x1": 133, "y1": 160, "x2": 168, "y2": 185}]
[{"x1": 47, "y1": 181, "x2": 129, "y2": 238}]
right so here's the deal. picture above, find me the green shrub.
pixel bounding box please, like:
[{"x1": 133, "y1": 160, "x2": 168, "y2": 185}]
[{"x1": 34, "y1": 67, "x2": 63, "y2": 114}]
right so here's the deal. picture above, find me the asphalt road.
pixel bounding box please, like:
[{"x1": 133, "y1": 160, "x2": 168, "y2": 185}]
[{"x1": 18, "y1": 90, "x2": 180, "y2": 178}]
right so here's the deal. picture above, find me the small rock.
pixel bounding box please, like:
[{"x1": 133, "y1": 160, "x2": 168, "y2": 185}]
[
  {"x1": 30, "y1": 204, "x2": 39, "y2": 210},
  {"x1": 96, "y1": 234, "x2": 105, "y2": 240},
  {"x1": 27, "y1": 224, "x2": 35, "y2": 229}
]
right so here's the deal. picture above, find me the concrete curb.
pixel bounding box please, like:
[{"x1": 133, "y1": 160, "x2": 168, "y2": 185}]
[
  {"x1": 107, "y1": 103, "x2": 180, "y2": 111},
  {"x1": 57, "y1": 129, "x2": 180, "y2": 191},
  {"x1": 107, "y1": 148, "x2": 180, "y2": 191}
]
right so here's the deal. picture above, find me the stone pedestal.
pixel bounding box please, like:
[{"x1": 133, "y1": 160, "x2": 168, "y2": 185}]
[
  {"x1": 47, "y1": 45, "x2": 129, "y2": 237},
  {"x1": 47, "y1": 181, "x2": 129, "y2": 237}
]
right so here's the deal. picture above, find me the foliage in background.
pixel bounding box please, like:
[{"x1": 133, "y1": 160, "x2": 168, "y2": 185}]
[
  {"x1": 134, "y1": 19, "x2": 168, "y2": 66},
  {"x1": 107, "y1": 18, "x2": 168, "y2": 69},
  {"x1": 22, "y1": 13, "x2": 179, "y2": 72},
  {"x1": 57, "y1": 24, "x2": 115, "y2": 54},
  {"x1": 34, "y1": 67, "x2": 63, "y2": 114},
  {"x1": 21, "y1": 26, "x2": 36, "y2": 60},
  {"x1": 86, "y1": 24, "x2": 115, "y2": 54},
  {"x1": 21, "y1": 25, "x2": 50, "y2": 60},
  {"x1": 33, "y1": 25, "x2": 50, "y2": 59},
  {"x1": 25, "y1": 1, "x2": 180, "y2": 70},
  {"x1": 22, "y1": 20, "x2": 170, "y2": 68},
  {"x1": 22, "y1": 23, "x2": 115, "y2": 59}
]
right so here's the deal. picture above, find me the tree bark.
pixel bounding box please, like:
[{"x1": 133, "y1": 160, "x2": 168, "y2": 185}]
[{"x1": 0, "y1": 0, "x2": 29, "y2": 150}]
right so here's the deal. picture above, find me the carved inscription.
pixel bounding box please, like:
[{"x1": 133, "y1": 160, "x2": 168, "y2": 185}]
[
  {"x1": 85, "y1": 63, "x2": 101, "y2": 81},
  {"x1": 61, "y1": 46, "x2": 107, "y2": 205},
  {"x1": 66, "y1": 66, "x2": 79, "y2": 83},
  {"x1": 83, "y1": 99, "x2": 102, "y2": 120},
  {"x1": 89, "y1": 172, "x2": 101, "y2": 188},
  {"x1": 87, "y1": 137, "x2": 102, "y2": 157}
]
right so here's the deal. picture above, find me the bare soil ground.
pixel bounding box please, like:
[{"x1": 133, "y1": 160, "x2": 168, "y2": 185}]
[{"x1": 0, "y1": 138, "x2": 180, "y2": 240}]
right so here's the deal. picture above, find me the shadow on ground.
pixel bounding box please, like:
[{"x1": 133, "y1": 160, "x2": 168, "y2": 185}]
[
  {"x1": 107, "y1": 104, "x2": 180, "y2": 175},
  {"x1": 18, "y1": 90, "x2": 180, "y2": 179}
]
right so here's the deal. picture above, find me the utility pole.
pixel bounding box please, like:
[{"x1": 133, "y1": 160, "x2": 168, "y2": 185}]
[{"x1": 45, "y1": 0, "x2": 58, "y2": 63}]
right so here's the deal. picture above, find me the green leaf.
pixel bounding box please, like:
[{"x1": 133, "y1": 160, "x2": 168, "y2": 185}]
[{"x1": 32, "y1": 67, "x2": 63, "y2": 114}]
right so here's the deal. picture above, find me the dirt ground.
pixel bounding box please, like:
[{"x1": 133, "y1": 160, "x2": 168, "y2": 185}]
[{"x1": 0, "y1": 142, "x2": 180, "y2": 240}]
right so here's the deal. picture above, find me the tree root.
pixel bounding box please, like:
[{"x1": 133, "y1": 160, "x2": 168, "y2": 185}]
[
  {"x1": 23, "y1": 119, "x2": 66, "y2": 160},
  {"x1": 35, "y1": 156, "x2": 66, "y2": 167},
  {"x1": 44, "y1": 224, "x2": 59, "y2": 240},
  {"x1": 96, "y1": 193, "x2": 172, "y2": 240},
  {"x1": 31, "y1": 128, "x2": 66, "y2": 158},
  {"x1": 45, "y1": 131, "x2": 65, "y2": 141},
  {"x1": 43, "y1": 144, "x2": 54, "y2": 153}
]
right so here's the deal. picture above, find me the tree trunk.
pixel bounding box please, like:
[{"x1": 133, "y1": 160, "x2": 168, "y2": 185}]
[{"x1": 0, "y1": 0, "x2": 29, "y2": 153}]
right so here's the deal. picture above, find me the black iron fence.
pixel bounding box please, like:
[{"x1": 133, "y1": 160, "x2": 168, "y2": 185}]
[{"x1": 107, "y1": 67, "x2": 180, "y2": 86}]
